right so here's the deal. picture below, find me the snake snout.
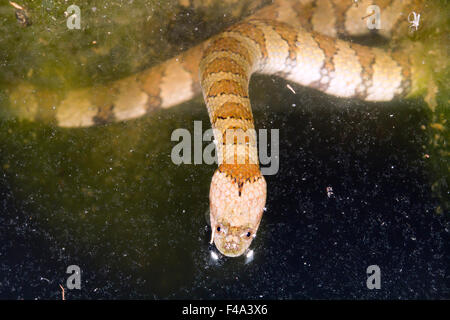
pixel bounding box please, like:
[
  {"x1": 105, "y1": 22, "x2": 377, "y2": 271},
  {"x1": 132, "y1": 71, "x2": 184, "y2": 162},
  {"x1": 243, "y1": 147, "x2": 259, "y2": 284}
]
[
  {"x1": 213, "y1": 226, "x2": 253, "y2": 257},
  {"x1": 224, "y1": 235, "x2": 239, "y2": 250},
  {"x1": 217, "y1": 239, "x2": 248, "y2": 257}
]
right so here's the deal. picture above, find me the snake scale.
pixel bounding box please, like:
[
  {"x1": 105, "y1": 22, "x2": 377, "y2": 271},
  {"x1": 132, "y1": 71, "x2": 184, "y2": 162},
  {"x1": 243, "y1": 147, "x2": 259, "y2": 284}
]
[{"x1": 9, "y1": 0, "x2": 425, "y2": 257}]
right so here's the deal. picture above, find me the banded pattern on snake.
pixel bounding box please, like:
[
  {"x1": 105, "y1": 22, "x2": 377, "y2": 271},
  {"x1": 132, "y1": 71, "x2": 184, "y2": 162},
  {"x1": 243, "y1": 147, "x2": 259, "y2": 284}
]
[{"x1": 8, "y1": 0, "x2": 425, "y2": 257}]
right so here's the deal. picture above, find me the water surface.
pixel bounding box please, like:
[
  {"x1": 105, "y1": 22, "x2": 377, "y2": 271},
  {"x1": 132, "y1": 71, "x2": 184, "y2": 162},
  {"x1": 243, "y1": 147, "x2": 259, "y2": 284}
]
[{"x1": 0, "y1": 0, "x2": 448, "y2": 299}]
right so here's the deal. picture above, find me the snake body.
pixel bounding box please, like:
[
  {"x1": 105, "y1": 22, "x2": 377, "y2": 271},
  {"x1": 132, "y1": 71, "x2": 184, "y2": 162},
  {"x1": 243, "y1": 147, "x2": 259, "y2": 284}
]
[
  {"x1": 8, "y1": 0, "x2": 424, "y2": 257},
  {"x1": 201, "y1": 14, "x2": 415, "y2": 256}
]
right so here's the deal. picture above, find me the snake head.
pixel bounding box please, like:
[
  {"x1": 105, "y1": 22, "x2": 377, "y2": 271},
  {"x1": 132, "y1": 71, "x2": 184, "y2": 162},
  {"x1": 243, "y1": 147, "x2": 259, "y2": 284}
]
[
  {"x1": 211, "y1": 222, "x2": 256, "y2": 257},
  {"x1": 209, "y1": 166, "x2": 267, "y2": 257}
]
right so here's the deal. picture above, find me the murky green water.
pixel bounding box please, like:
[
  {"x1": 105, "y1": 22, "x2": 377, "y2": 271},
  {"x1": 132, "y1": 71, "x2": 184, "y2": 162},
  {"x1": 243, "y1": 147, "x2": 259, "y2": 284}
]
[{"x1": 0, "y1": 0, "x2": 448, "y2": 299}]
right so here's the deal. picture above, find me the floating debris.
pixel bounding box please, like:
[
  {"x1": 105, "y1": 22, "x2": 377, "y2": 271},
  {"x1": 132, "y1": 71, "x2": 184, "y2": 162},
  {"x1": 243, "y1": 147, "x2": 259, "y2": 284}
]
[
  {"x1": 361, "y1": 11, "x2": 376, "y2": 21},
  {"x1": 408, "y1": 11, "x2": 421, "y2": 33},
  {"x1": 59, "y1": 284, "x2": 65, "y2": 300},
  {"x1": 210, "y1": 250, "x2": 219, "y2": 261},
  {"x1": 326, "y1": 186, "x2": 334, "y2": 198},
  {"x1": 9, "y1": 1, "x2": 32, "y2": 27},
  {"x1": 286, "y1": 84, "x2": 296, "y2": 94},
  {"x1": 245, "y1": 249, "x2": 254, "y2": 264}
]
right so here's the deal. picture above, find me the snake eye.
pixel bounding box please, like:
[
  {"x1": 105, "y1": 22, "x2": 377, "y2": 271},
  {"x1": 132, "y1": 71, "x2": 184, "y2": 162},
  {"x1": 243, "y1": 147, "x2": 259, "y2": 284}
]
[
  {"x1": 217, "y1": 226, "x2": 221, "y2": 232},
  {"x1": 246, "y1": 231, "x2": 251, "y2": 237}
]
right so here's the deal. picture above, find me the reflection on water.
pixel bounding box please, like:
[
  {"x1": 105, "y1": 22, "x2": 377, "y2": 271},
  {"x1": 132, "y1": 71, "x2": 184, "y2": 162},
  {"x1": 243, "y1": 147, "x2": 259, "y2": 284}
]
[{"x1": 0, "y1": 0, "x2": 448, "y2": 299}]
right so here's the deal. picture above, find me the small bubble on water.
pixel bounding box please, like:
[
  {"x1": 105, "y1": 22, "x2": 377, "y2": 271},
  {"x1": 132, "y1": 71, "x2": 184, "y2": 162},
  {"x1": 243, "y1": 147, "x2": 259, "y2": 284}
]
[
  {"x1": 210, "y1": 251, "x2": 219, "y2": 260},
  {"x1": 245, "y1": 249, "x2": 254, "y2": 264}
]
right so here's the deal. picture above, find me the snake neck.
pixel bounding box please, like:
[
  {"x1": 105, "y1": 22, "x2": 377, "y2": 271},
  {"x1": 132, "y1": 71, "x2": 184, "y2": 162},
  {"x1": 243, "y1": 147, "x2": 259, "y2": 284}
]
[{"x1": 200, "y1": 17, "x2": 415, "y2": 174}]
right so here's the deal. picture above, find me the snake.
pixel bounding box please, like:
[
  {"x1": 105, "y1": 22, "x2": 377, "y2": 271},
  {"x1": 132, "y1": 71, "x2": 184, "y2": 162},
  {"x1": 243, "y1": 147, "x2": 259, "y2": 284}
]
[{"x1": 8, "y1": 0, "x2": 425, "y2": 257}]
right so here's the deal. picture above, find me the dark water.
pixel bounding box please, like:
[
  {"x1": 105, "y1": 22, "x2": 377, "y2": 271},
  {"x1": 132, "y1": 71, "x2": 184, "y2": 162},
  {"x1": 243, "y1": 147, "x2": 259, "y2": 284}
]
[
  {"x1": 0, "y1": 0, "x2": 448, "y2": 299},
  {"x1": 0, "y1": 78, "x2": 448, "y2": 299}
]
